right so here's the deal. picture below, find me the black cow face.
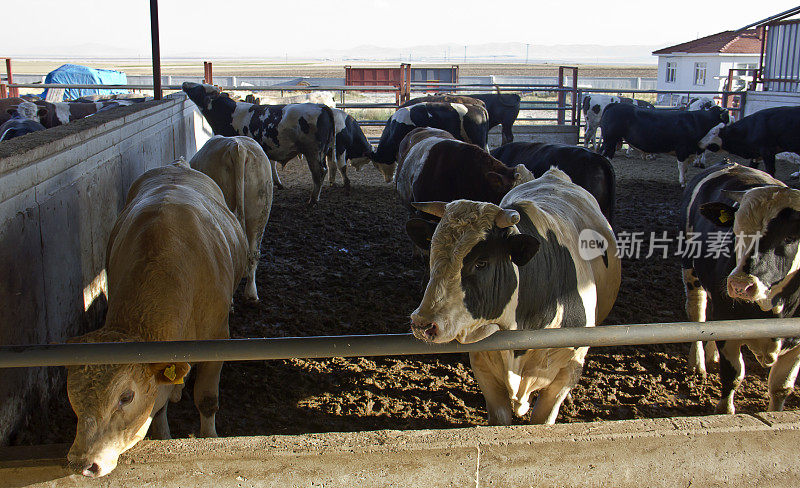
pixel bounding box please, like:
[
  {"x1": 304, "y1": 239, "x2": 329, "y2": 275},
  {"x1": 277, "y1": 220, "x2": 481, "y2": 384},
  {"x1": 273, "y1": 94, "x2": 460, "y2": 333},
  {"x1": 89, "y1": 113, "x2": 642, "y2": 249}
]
[{"x1": 460, "y1": 227, "x2": 539, "y2": 320}]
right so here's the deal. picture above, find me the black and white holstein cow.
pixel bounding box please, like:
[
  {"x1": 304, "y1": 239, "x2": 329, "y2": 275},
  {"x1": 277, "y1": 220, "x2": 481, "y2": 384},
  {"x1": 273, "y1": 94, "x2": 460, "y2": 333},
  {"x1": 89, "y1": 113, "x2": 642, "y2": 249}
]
[
  {"x1": 0, "y1": 101, "x2": 46, "y2": 141},
  {"x1": 680, "y1": 161, "x2": 800, "y2": 413},
  {"x1": 491, "y1": 141, "x2": 616, "y2": 222},
  {"x1": 371, "y1": 102, "x2": 489, "y2": 182},
  {"x1": 581, "y1": 94, "x2": 654, "y2": 152},
  {"x1": 407, "y1": 169, "x2": 621, "y2": 425},
  {"x1": 465, "y1": 91, "x2": 521, "y2": 146},
  {"x1": 600, "y1": 103, "x2": 730, "y2": 187},
  {"x1": 699, "y1": 106, "x2": 800, "y2": 177},
  {"x1": 182, "y1": 82, "x2": 335, "y2": 205},
  {"x1": 326, "y1": 108, "x2": 374, "y2": 193}
]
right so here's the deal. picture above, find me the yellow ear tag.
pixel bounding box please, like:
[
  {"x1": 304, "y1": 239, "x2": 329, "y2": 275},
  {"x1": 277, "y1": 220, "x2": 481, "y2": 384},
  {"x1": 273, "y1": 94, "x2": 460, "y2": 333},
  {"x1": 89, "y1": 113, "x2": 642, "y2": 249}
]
[
  {"x1": 719, "y1": 209, "x2": 731, "y2": 224},
  {"x1": 163, "y1": 364, "x2": 177, "y2": 383}
]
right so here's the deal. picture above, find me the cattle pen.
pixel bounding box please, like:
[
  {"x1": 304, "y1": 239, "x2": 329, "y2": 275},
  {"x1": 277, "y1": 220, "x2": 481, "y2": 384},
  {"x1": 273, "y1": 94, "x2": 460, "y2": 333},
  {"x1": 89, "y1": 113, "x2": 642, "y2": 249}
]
[{"x1": 2, "y1": 79, "x2": 800, "y2": 487}]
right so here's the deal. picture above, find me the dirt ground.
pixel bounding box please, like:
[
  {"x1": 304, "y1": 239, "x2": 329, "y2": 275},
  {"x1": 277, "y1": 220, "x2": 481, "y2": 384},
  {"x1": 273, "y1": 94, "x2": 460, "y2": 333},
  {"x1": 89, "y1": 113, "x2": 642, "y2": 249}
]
[{"x1": 10, "y1": 146, "x2": 800, "y2": 446}]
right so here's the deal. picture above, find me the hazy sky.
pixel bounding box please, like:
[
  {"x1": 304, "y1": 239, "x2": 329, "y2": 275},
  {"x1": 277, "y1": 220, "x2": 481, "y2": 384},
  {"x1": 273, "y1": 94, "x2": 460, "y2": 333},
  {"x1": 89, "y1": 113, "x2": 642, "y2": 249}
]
[{"x1": 3, "y1": 0, "x2": 796, "y2": 57}]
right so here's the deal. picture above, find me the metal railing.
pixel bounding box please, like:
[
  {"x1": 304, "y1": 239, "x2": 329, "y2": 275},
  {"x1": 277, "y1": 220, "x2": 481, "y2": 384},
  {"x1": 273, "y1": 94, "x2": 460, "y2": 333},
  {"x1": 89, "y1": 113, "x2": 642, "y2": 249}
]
[{"x1": 2, "y1": 318, "x2": 799, "y2": 368}]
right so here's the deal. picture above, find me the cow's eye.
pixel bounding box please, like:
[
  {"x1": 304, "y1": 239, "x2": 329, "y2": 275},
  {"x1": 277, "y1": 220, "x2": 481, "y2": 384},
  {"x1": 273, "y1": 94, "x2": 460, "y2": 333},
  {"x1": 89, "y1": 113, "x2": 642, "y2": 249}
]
[
  {"x1": 119, "y1": 390, "x2": 135, "y2": 407},
  {"x1": 474, "y1": 259, "x2": 487, "y2": 269}
]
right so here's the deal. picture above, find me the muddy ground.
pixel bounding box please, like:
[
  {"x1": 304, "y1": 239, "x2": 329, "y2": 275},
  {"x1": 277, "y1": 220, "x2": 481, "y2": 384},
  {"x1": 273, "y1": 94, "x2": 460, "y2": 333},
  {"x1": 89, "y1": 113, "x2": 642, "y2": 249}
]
[{"x1": 11, "y1": 148, "x2": 800, "y2": 446}]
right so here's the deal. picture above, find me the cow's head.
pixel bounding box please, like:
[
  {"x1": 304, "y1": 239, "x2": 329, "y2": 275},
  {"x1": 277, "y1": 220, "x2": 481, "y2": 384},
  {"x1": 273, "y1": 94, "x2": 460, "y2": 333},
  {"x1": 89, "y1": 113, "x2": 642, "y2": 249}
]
[
  {"x1": 699, "y1": 122, "x2": 725, "y2": 152},
  {"x1": 370, "y1": 161, "x2": 396, "y2": 183},
  {"x1": 182, "y1": 82, "x2": 223, "y2": 111},
  {"x1": 408, "y1": 200, "x2": 539, "y2": 344},
  {"x1": 66, "y1": 330, "x2": 189, "y2": 478},
  {"x1": 700, "y1": 186, "x2": 800, "y2": 316},
  {"x1": 7, "y1": 101, "x2": 47, "y2": 123}
]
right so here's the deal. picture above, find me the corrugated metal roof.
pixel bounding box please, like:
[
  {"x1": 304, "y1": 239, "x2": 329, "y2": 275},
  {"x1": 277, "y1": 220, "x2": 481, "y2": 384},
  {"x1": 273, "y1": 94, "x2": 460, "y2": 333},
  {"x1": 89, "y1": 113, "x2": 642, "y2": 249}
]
[{"x1": 652, "y1": 29, "x2": 762, "y2": 55}]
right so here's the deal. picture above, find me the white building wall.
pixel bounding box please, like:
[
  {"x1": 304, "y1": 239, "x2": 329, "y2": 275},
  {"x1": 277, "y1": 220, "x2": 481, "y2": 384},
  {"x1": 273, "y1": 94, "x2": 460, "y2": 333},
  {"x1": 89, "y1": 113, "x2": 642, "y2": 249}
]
[{"x1": 656, "y1": 54, "x2": 760, "y2": 104}]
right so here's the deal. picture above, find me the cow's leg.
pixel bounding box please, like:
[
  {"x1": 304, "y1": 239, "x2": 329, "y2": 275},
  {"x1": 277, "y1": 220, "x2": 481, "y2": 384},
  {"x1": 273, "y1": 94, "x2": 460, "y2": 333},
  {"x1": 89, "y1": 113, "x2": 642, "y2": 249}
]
[
  {"x1": 530, "y1": 348, "x2": 586, "y2": 425},
  {"x1": 270, "y1": 159, "x2": 284, "y2": 190},
  {"x1": 763, "y1": 151, "x2": 777, "y2": 176},
  {"x1": 149, "y1": 402, "x2": 171, "y2": 440},
  {"x1": 305, "y1": 153, "x2": 327, "y2": 206},
  {"x1": 194, "y1": 361, "x2": 224, "y2": 437},
  {"x1": 682, "y1": 268, "x2": 712, "y2": 377},
  {"x1": 326, "y1": 154, "x2": 338, "y2": 186},
  {"x1": 693, "y1": 151, "x2": 708, "y2": 168},
  {"x1": 768, "y1": 344, "x2": 800, "y2": 411},
  {"x1": 715, "y1": 340, "x2": 745, "y2": 414},
  {"x1": 339, "y1": 152, "x2": 351, "y2": 195},
  {"x1": 501, "y1": 122, "x2": 513, "y2": 146},
  {"x1": 469, "y1": 351, "x2": 512, "y2": 426},
  {"x1": 677, "y1": 155, "x2": 693, "y2": 188},
  {"x1": 244, "y1": 231, "x2": 262, "y2": 302}
]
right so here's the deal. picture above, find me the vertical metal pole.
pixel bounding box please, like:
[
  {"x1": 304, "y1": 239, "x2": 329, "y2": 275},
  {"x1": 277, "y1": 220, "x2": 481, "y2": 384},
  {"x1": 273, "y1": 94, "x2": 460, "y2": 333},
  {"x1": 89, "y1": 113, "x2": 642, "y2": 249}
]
[
  {"x1": 149, "y1": 0, "x2": 162, "y2": 100},
  {"x1": 0, "y1": 83, "x2": 7, "y2": 98},
  {"x1": 525, "y1": 44, "x2": 529, "y2": 64},
  {"x1": 571, "y1": 67, "x2": 578, "y2": 126},
  {"x1": 5, "y1": 58, "x2": 18, "y2": 98},
  {"x1": 557, "y1": 66, "x2": 565, "y2": 125}
]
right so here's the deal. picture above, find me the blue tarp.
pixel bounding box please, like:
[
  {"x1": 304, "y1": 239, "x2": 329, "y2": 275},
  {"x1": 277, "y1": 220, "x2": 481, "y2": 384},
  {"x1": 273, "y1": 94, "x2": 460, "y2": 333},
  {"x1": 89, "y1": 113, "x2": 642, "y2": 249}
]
[{"x1": 41, "y1": 64, "x2": 128, "y2": 101}]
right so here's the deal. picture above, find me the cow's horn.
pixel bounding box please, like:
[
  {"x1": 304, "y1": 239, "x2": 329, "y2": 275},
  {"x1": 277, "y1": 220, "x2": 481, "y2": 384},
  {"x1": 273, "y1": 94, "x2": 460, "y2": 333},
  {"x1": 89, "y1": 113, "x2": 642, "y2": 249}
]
[
  {"x1": 412, "y1": 201, "x2": 447, "y2": 218},
  {"x1": 495, "y1": 209, "x2": 520, "y2": 228}
]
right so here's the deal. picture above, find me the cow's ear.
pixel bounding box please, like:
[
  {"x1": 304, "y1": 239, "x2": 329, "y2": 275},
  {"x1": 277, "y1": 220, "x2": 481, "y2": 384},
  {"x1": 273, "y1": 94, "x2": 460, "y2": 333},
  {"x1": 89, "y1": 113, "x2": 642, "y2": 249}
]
[
  {"x1": 507, "y1": 234, "x2": 539, "y2": 266},
  {"x1": 150, "y1": 362, "x2": 191, "y2": 385},
  {"x1": 6, "y1": 108, "x2": 15, "y2": 115},
  {"x1": 37, "y1": 107, "x2": 48, "y2": 117},
  {"x1": 486, "y1": 171, "x2": 511, "y2": 192},
  {"x1": 406, "y1": 218, "x2": 437, "y2": 251},
  {"x1": 700, "y1": 202, "x2": 736, "y2": 227}
]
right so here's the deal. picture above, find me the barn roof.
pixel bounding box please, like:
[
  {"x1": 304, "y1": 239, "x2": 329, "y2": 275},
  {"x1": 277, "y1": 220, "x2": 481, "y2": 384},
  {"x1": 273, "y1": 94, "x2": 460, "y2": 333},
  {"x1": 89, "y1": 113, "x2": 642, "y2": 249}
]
[{"x1": 652, "y1": 29, "x2": 762, "y2": 55}]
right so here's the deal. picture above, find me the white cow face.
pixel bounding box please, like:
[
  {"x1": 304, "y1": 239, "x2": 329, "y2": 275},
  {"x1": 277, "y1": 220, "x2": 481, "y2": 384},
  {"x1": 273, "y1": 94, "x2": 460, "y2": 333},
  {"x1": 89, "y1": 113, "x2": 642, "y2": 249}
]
[
  {"x1": 373, "y1": 161, "x2": 396, "y2": 183},
  {"x1": 66, "y1": 339, "x2": 189, "y2": 477},
  {"x1": 700, "y1": 187, "x2": 800, "y2": 314},
  {"x1": 699, "y1": 123, "x2": 725, "y2": 151},
  {"x1": 408, "y1": 201, "x2": 539, "y2": 344}
]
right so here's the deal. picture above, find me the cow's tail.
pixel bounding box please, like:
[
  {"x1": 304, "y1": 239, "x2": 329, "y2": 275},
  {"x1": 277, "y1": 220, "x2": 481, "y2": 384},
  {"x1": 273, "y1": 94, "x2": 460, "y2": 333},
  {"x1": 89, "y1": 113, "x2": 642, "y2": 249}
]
[
  {"x1": 231, "y1": 139, "x2": 248, "y2": 232},
  {"x1": 319, "y1": 104, "x2": 336, "y2": 173},
  {"x1": 493, "y1": 84, "x2": 519, "y2": 108}
]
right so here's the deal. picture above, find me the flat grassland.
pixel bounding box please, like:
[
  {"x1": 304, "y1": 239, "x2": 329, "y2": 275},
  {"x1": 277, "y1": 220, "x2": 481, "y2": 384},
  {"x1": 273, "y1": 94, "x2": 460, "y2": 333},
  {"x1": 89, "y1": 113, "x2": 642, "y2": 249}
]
[{"x1": 9, "y1": 60, "x2": 657, "y2": 78}]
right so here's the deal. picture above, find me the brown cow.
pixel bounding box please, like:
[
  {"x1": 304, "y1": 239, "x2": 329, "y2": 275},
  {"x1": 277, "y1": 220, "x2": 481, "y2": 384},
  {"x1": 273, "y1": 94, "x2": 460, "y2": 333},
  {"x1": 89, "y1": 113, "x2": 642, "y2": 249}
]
[
  {"x1": 400, "y1": 94, "x2": 486, "y2": 108},
  {"x1": 189, "y1": 135, "x2": 274, "y2": 302},
  {"x1": 0, "y1": 97, "x2": 27, "y2": 125},
  {"x1": 65, "y1": 160, "x2": 248, "y2": 478}
]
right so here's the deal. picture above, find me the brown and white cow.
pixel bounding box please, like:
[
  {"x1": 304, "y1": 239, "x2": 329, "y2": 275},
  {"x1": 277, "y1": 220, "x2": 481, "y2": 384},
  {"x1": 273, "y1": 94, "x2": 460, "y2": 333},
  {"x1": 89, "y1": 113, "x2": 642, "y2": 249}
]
[
  {"x1": 407, "y1": 168, "x2": 621, "y2": 425},
  {"x1": 66, "y1": 160, "x2": 248, "y2": 477},
  {"x1": 189, "y1": 135, "x2": 274, "y2": 302}
]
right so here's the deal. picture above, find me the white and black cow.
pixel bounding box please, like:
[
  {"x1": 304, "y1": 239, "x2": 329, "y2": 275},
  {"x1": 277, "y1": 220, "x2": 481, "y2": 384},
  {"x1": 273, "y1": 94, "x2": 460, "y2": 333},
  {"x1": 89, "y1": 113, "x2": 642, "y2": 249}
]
[
  {"x1": 699, "y1": 106, "x2": 800, "y2": 177},
  {"x1": 0, "y1": 101, "x2": 46, "y2": 141},
  {"x1": 371, "y1": 102, "x2": 489, "y2": 182},
  {"x1": 581, "y1": 94, "x2": 654, "y2": 151},
  {"x1": 32, "y1": 99, "x2": 141, "y2": 128},
  {"x1": 680, "y1": 161, "x2": 800, "y2": 413},
  {"x1": 182, "y1": 82, "x2": 336, "y2": 205},
  {"x1": 491, "y1": 141, "x2": 615, "y2": 223},
  {"x1": 326, "y1": 108, "x2": 374, "y2": 193},
  {"x1": 600, "y1": 103, "x2": 730, "y2": 187},
  {"x1": 407, "y1": 168, "x2": 621, "y2": 425},
  {"x1": 465, "y1": 91, "x2": 521, "y2": 146}
]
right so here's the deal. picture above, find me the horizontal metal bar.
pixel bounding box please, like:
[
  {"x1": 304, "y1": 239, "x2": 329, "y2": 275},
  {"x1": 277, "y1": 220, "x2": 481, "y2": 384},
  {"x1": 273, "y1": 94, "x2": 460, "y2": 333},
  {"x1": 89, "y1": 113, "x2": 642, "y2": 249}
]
[
  {"x1": 336, "y1": 103, "x2": 399, "y2": 109},
  {"x1": 8, "y1": 83, "x2": 399, "y2": 92},
  {"x1": 2, "y1": 319, "x2": 799, "y2": 368}
]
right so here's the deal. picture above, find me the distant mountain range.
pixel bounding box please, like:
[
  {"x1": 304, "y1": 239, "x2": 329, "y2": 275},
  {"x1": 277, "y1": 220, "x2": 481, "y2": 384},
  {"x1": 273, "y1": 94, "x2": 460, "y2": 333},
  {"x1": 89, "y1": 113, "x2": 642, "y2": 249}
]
[
  {"x1": 11, "y1": 41, "x2": 660, "y2": 65},
  {"x1": 302, "y1": 42, "x2": 660, "y2": 65}
]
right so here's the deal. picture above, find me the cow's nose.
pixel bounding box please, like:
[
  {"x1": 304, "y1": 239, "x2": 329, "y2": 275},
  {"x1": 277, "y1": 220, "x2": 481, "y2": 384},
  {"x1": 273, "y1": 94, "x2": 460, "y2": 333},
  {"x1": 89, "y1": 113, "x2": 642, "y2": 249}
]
[
  {"x1": 410, "y1": 314, "x2": 438, "y2": 341},
  {"x1": 727, "y1": 275, "x2": 757, "y2": 300},
  {"x1": 82, "y1": 462, "x2": 101, "y2": 477}
]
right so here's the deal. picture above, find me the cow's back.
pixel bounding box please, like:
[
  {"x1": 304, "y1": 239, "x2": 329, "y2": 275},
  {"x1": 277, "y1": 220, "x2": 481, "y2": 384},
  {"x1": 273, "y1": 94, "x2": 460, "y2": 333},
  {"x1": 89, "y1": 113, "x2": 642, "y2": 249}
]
[
  {"x1": 501, "y1": 170, "x2": 620, "y2": 325},
  {"x1": 107, "y1": 161, "x2": 248, "y2": 340}
]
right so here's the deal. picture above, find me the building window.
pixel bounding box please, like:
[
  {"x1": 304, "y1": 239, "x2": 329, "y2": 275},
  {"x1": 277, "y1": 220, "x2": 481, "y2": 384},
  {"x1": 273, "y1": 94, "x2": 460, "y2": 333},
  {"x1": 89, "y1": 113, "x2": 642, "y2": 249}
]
[
  {"x1": 694, "y1": 62, "x2": 707, "y2": 85},
  {"x1": 666, "y1": 61, "x2": 677, "y2": 83}
]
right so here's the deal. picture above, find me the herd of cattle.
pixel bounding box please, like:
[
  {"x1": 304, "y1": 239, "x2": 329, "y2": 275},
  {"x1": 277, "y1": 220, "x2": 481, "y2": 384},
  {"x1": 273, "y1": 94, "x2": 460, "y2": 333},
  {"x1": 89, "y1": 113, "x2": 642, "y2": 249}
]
[{"x1": 2, "y1": 83, "x2": 800, "y2": 477}]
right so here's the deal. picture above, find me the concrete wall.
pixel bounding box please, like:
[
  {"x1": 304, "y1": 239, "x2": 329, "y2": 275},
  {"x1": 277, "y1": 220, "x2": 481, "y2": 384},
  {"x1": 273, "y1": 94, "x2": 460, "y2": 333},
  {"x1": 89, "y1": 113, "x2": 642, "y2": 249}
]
[
  {"x1": 0, "y1": 93, "x2": 212, "y2": 445},
  {"x1": 744, "y1": 91, "x2": 800, "y2": 116},
  {"x1": 488, "y1": 125, "x2": 578, "y2": 149}
]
